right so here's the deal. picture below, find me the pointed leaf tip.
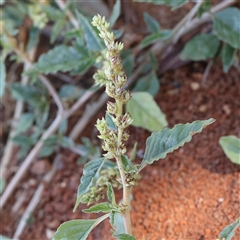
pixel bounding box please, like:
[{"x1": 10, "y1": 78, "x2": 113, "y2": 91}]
[{"x1": 139, "y1": 118, "x2": 215, "y2": 171}]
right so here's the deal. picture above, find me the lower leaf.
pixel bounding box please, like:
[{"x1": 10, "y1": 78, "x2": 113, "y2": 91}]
[{"x1": 53, "y1": 214, "x2": 110, "y2": 240}]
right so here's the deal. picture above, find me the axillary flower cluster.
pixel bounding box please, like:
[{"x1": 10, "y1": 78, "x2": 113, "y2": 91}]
[{"x1": 92, "y1": 15, "x2": 133, "y2": 160}]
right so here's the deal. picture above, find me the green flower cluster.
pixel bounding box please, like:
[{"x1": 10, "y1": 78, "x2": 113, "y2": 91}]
[
  {"x1": 92, "y1": 15, "x2": 133, "y2": 159},
  {"x1": 81, "y1": 167, "x2": 121, "y2": 205}
]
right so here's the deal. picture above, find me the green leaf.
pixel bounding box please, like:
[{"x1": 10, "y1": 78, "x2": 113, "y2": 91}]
[
  {"x1": 140, "y1": 30, "x2": 172, "y2": 48},
  {"x1": 12, "y1": 135, "x2": 34, "y2": 158},
  {"x1": 219, "y1": 136, "x2": 240, "y2": 164},
  {"x1": 221, "y1": 43, "x2": 237, "y2": 73},
  {"x1": 10, "y1": 83, "x2": 39, "y2": 103},
  {"x1": 197, "y1": 0, "x2": 212, "y2": 18},
  {"x1": 51, "y1": 17, "x2": 66, "y2": 44},
  {"x1": 76, "y1": 11, "x2": 103, "y2": 51},
  {"x1": 139, "y1": 118, "x2": 215, "y2": 171},
  {"x1": 0, "y1": 178, "x2": 6, "y2": 194},
  {"x1": 114, "y1": 233, "x2": 136, "y2": 240},
  {"x1": 59, "y1": 85, "x2": 84, "y2": 100},
  {"x1": 133, "y1": 71, "x2": 160, "y2": 97},
  {"x1": 109, "y1": 211, "x2": 116, "y2": 230},
  {"x1": 213, "y1": 7, "x2": 240, "y2": 49},
  {"x1": 180, "y1": 34, "x2": 220, "y2": 61},
  {"x1": 134, "y1": 0, "x2": 189, "y2": 10},
  {"x1": 59, "y1": 119, "x2": 68, "y2": 135},
  {"x1": 15, "y1": 113, "x2": 34, "y2": 134},
  {"x1": 126, "y1": 92, "x2": 168, "y2": 132},
  {"x1": 107, "y1": 183, "x2": 116, "y2": 205},
  {"x1": 219, "y1": 218, "x2": 240, "y2": 240},
  {"x1": 106, "y1": 112, "x2": 117, "y2": 131},
  {"x1": 33, "y1": 45, "x2": 93, "y2": 74},
  {"x1": 121, "y1": 50, "x2": 135, "y2": 77},
  {"x1": 110, "y1": 0, "x2": 121, "y2": 27},
  {"x1": 39, "y1": 145, "x2": 56, "y2": 158},
  {"x1": 130, "y1": 142, "x2": 138, "y2": 162},
  {"x1": 114, "y1": 212, "x2": 125, "y2": 234},
  {"x1": 26, "y1": 26, "x2": 40, "y2": 52},
  {"x1": 149, "y1": 52, "x2": 158, "y2": 71},
  {"x1": 39, "y1": 135, "x2": 58, "y2": 158},
  {"x1": 74, "y1": 157, "x2": 106, "y2": 211},
  {"x1": 143, "y1": 13, "x2": 160, "y2": 33},
  {"x1": 83, "y1": 202, "x2": 113, "y2": 213},
  {"x1": 53, "y1": 214, "x2": 110, "y2": 240},
  {"x1": 60, "y1": 136, "x2": 75, "y2": 149},
  {"x1": 0, "y1": 57, "x2": 6, "y2": 97},
  {"x1": 0, "y1": 235, "x2": 11, "y2": 240},
  {"x1": 121, "y1": 155, "x2": 133, "y2": 170}
]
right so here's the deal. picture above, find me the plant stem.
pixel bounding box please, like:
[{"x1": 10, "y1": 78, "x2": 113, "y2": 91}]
[{"x1": 115, "y1": 99, "x2": 133, "y2": 235}]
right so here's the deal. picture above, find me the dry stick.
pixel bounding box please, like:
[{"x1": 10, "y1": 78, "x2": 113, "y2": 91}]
[
  {"x1": 202, "y1": 59, "x2": 213, "y2": 85},
  {"x1": 0, "y1": 68, "x2": 96, "y2": 209},
  {"x1": 1, "y1": 49, "x2": 35, "y2": 180},
  {"x1": 13, "y1": 155, "x2": 61, "y2": 239},
  {"x1": 150, "y1": 0, "x2": 236, "y2": 58},
  {"x1": 173, "y1": 0, "x2": 204, "y2": 44}
]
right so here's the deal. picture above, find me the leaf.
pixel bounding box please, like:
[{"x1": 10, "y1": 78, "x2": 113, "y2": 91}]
[
  {"x1": 197, "y1": 0, "x2": 212, "y2": 18},
  {"x1": 0, "y1": 235, "x2": 11, "y2": 240},
  {"x1": 12, "y1": 135, "x2": 34, "y2": 158},
  {"x1": 16, "y1": 113, "x2": 34, "y2": 134},
  {"x1": 0, "y1": 57, "x2": 6, "y2": 97},
  {"x1": 219, "y1": 136, "x2": 240, "y2": 164},
  {"x1": 121, "y1": 155, "x2": 133, "y2": 170},
  {"x1": 219, "y1": 218, "x2": 240, "y2": 240},
  {"x1": 126, "y1": 92, "x2": 168, "y2": 132},
  {"x1": 26, "y1": 26, "x2": 40, "y2": 52},
  {"x1": 74, "y1": 158, "x2": 106, "y2": 211},
  {"x1": 221, "y1": 43, "x2": 237, "y2": 73},
  {"x1": 53, "y1": 214, "x2": 110, "y2": 240},
  {"x1": 110, "y1": 0, "x2": 121, "y2": 27},
  {"x1": 109, "y1": 211, "x2": 116, "y2": 230},
  {"x1": 130, "y1": 142, "x2": 138, "y2": 162},
  {"x1": 114, "y1": 233, "x2": 136, "y2": 240},
  {"x1": 140, "y1": 30, "x2": 172, "y2": 48},
  {"x1": 60, "y1": 136, "x2": 75, "y2": 149},
  {"x1": 76, "y1": 11, "x2": 103, "y2": 51},
  {"x1": 114, "y1": 212, "x2": 126, "y2": 234},
  {"x1": 133, "y1": 71, "x2": 160, "y2": 97},
  {"x1": 180, "y1": 34, "x2": 220, "y2": 61},
  {"x1": 39, "y1": 135, "x2": 58, "y2": 158},
  {"x1": 139, "y1": 118, "x2": 215, "y2": 171},
  {"x1": 107, "y1": 183, "x2": 116, "y2": 205},
  {"x1": 149, "y1": 52, "x2": 158, "y2": 71},
  {"x1": 51, "y1": 17, "x2": 66, "y2": 44},
  {"x1": 143, "y1": 13, "x2": 160, "y2": 33},
  {"x1": 134, "y1": 0, "x2": 189, "y2": 10},
  {"x1": 59, "y1": 85, "x2": 84, "y2": 100},
  {"x1": 0, "y1": 178, "x2": 6, "y2": 194},
  {"x1": 83, "y1": 202, "x2": 113, "y2": 213},
  {"x1": 213, "y1": 7, "x2": 240, "y2": 49},
  {"x1": 106, "y1": 112, "x2": 117, "y2": 131},
  {"x1": 59, "y1": 119, "x2": 68, "y2": 135},
  {"x1": 121, "y1": 50, "x2": 135, "y2": 77},
  {"x1": 33, "y1": 45, "x2": 94, "y2": 74},
  {"x1": 10, "y1": 83, "x2": 40, "y2": 103}
]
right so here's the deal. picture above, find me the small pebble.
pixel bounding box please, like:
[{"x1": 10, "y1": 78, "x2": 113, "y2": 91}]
[{"x1": 190, "y1": 82, "x2": 200, "y2": 91}]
